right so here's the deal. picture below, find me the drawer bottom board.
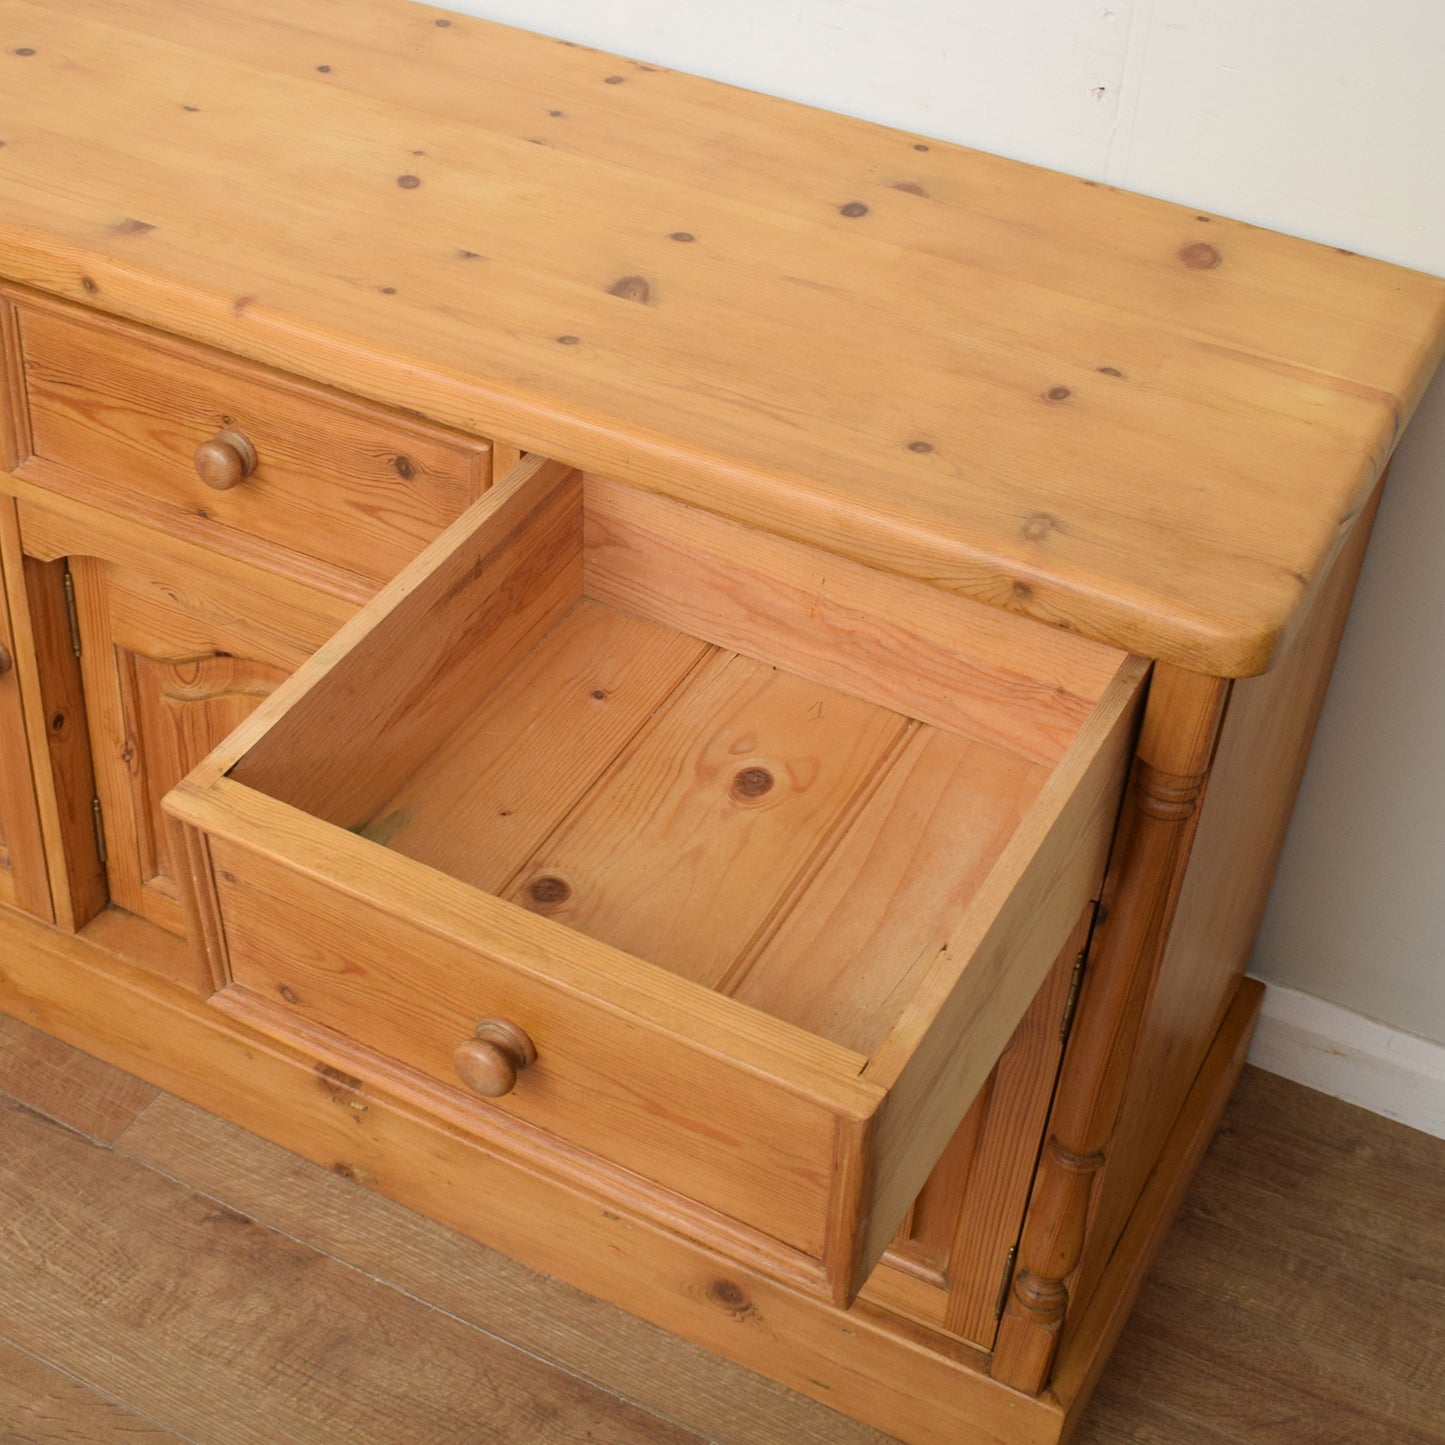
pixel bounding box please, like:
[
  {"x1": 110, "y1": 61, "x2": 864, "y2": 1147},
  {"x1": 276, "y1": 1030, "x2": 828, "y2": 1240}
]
[{"x1": 347, "y1": 596, "x2": 1048, "y2": 1057}]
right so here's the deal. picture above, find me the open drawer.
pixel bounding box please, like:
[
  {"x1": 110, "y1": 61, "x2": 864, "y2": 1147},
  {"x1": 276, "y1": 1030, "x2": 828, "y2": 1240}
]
[{"x1": 165, "y1": 456, "x2": 1146, "y2": 1306}]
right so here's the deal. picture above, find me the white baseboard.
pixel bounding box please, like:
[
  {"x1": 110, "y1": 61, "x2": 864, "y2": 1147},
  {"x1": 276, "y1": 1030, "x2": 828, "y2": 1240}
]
[{"x1": 1245, "y1": 980, "x2": 1445, "y2": 1139}]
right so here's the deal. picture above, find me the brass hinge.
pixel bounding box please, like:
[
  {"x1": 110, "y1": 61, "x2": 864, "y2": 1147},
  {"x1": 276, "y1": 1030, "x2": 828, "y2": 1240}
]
[
  {"x1": 90, "y1": 796, "x2": 107, "y2": 866},
  {"x1": 1059, "y1": 949, "x2": 1087, "y2": 1045},
  {"x1": 994, "y1": 1244, "x2": 1019, "y2": 1321},
  {"x1": 62, "y1": 567, "x2": 82, "y2": 658}
]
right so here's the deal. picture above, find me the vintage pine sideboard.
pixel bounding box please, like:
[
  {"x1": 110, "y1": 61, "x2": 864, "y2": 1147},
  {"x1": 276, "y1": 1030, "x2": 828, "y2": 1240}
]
[{"x1": 1, "y1": 3, "x2": 1442, "y2": 1441}]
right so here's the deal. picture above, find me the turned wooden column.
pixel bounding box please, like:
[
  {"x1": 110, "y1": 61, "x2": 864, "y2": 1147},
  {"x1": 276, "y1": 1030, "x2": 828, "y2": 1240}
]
[{"x1": 990, "y1": 664, "x2": 1231, "y2": 1394}]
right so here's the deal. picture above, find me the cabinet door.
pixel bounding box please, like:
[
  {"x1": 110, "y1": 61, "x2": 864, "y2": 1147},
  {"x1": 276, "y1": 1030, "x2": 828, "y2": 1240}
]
[
  {"x1": 67, "y1": 552, "x2": 350, "y2": 938},
  {"x1": 860, "y1": 908, "x2": 1089, "y2": 1348},
  {"x1": 0, "y1": 522, "x2": 51, "y2": 918}
]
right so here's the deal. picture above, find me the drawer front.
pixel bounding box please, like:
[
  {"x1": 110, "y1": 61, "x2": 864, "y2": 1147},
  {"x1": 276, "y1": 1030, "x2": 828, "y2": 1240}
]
[
  {"x1": 202, "y1": 820, "x2": 869, "y2": 1268},
  {"x1": 14, "y1": 301, "x2": 490, "y2": 586}
]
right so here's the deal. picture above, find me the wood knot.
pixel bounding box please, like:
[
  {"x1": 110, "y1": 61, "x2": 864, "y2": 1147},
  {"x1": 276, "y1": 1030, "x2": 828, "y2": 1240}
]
[
  {"x1": 1043, "y1": 386, "x2": 1071, "y2": 402},
  {"x1": 891, "y1": 180, "x2": 929, "y2": 197},
  {"x1": 731, "y1": 766, "x2": 774, "y2": 800},
  {"x1": 912, "y1": 142, "x2": 930, "y2": 152},
  {"x1": 1097, "y1": 365, "x2": 1124, "y2": 378},
  {"x1": 393, "y1": 455, "x2": 415, "y2": 480},
  {"x1": 1179, "y1": 241, "x2": 1221, "y2": 270},
  {"x1": 1022, "y1": 512, "x2": 1057, "y2": 542},
  {"x1": 277, "y1": 984, "x2": 299, "y2": 1005},
  {"x1": 112, "y1": 218, "x2": 155, "y2": 236},
  {"x1": 604, "y1": 74, "x2": 625, "y2": 84},
  {"x1": 706, "y1": 1278, "x2": 754, "y2": 1317},
  {"x1": 13, "y1": 47, "x2": 36, "y2": 57},
  {"x1": 608, "y1": 275, "x2": 653, "y2": 305},
  {"x1": 81, "y1": 276, "x2": 99, "y2": 294},
  {"x1": 397, "y1": 174, "x2": 422, "y2": 189},
  {"x1": 556, "y1": 334, "x2": 581, "y2": 346},
  {"x1": 434, "y1": 16, "x2": 451, "y2": 24},
  {"x1": 839, "y1": 201, "x2": 869, "y2": 218},
  {"x1": 669, "y1": 231, "x2": 695, "y2": 243},
  {"x1": 906, "y1": 440, "x2": 934, "y2": 454},
  {"x1": 528, "y1": 875, "x2": 572, "y2": 908}
]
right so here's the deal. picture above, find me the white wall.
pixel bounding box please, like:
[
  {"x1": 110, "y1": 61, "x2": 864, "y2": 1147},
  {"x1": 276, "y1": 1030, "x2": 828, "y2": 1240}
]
[{"x1": 430, "y1": 0, "x2": 1445, "y2": 1045}]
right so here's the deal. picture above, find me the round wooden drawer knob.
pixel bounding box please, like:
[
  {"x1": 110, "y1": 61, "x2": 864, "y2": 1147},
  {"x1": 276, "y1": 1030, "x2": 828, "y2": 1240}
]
[
  {"x1": 194, "y1": 428, "x2": 258, "y2": 490},
  {"x1": 453, "y1": 1019, "x2": 537, "y2": 1098}
]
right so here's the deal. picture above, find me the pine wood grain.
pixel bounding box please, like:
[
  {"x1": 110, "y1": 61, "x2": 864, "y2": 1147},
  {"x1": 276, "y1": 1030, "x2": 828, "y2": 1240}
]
[
  {"x1": 582, "y1": 474, "x2": 1123, "y2": 768},
  {"x1": 67, "y1": 553, "x2": 312, "y2": 938},
  {"x1": 0, "y1": 1336, "x2": 182, "y2": 1443},
  {"x1": 15, "y1": 296, "x2": 491, "y2": 587},
  {"x1": 0, "y1": 1, "x2": 1440, "y2": 673},
  {"x1": 506, "y1": 648, "x2": 909, "y2": 990},
  {"x1": 730, "y1": 724, "x2": 1047, "y2": 1052},
  {"x1": 225, "y1": 455, "x2": 583, "y2": 825},
  {"x1": 858, "y1": 658, "x2": 1145, "y2": 1294},
  {"x1": 198, "y1": 824, "x2": 865, "y2": 1263},
  {"x1": 0, "y1": 501, "x2": 49, "y2": 919},
  {"x1": 370, "y1": 600, "x2": 710, "y2": 889},
  {"x1": 0, "y1": 1010, "x2": 158, "y2": 1142},
  {"x1": 14, "y1": 551, "x2": 106, "y2": 930},
  {"x1": 0, "y1": 1092, "x2": 699, "y2": 1445},
  {"x1": 0, "y1": 312, "x2": 51, "y2": 919}
]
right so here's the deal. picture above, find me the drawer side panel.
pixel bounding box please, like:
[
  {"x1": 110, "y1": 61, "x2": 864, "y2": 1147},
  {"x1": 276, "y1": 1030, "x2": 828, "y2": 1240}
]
[{"x1": 857, "y1": 658, "x2": 1144, "y2": 1293}]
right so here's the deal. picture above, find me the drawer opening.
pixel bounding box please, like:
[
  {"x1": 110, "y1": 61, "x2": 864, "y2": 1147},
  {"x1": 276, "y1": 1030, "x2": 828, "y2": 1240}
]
[
  {"x1": 169, "y1": 455, "x2": 1144, "y2": 1302},
  {"x1": 224, "y1": 465, "x2": 1126, "y2": 1057}
]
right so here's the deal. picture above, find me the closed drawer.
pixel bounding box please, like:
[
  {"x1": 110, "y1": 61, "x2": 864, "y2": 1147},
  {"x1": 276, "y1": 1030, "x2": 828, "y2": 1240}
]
[
  {"x1": 10, "y1": 297, "x2": 491, "y2": 587},
  {"x1": 166, "y1": 456, "x2": 1145, "y2": 1304}
]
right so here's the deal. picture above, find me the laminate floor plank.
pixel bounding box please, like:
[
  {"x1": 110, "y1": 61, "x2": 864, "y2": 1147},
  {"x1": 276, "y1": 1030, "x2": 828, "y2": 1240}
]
[
  {"x1": 0, "y1": 1336, "x2": 187, "y2": 1443},
  {"x1": 0, "y1": 1011, "x2": 160, "y2": 1142},
  {"x1": 0, "y1": 1096, "x2": 698, "y2": 1445},
  {"x1": 116, "y1": 1092, "x2": 889, "y2": 1445},
  {"x1": 1074, "y1": 1067, "x2": 1445, "y2": 1445}
]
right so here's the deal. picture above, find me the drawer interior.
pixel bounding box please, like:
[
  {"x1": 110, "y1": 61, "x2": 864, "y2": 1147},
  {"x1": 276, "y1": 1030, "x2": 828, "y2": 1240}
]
[
  {"x1": 175, "y1": 457, "x2": 1143, "y2": 1300},
  {"x1": 334, "y1": 600, "x2": 1045, "y2": 1054},
  {"x1": 226, "y1": 468, "x2": 1125, "y2": 1056}
]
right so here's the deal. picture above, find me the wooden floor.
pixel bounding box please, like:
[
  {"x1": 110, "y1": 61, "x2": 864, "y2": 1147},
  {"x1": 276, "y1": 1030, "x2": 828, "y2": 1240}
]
[{"x1": 1, "y1": 1011, "x2": 1441, "y2": 1444}]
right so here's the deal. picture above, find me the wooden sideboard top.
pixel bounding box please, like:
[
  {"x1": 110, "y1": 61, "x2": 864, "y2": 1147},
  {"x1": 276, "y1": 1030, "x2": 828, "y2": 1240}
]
[{"x1": 1, "y1": 0, "x2": 1442, "y2": 674}]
